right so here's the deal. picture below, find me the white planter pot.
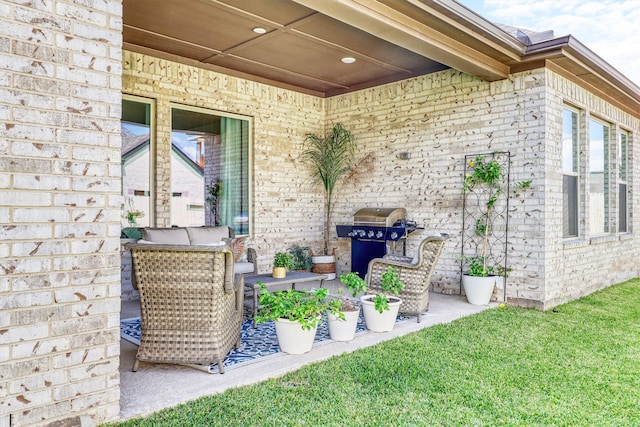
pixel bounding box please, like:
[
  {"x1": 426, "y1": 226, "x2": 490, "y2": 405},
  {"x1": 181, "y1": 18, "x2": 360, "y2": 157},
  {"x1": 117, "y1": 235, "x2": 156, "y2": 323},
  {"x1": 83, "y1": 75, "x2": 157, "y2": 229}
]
[
  {"x1": 274, "y1": 318, "x2": 318, "y2": 354},
  {"x1": 311, "y1": 255, "x2": 336, "y2": 280},
  {"x1": 327, "y1": 307, "x2": 360, "y2": 341},
  {"x1": 360, "y1": 295, "x2": 401, "y2": 332},
  {"x1": 462, "y1": 275, "x2": 496, "y2": 305}
]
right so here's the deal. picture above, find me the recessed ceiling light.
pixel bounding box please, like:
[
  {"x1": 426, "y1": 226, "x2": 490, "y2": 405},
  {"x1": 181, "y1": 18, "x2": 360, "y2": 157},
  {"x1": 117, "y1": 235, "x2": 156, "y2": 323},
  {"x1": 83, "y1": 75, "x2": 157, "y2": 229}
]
[
  {"x1": 341, "y1": 56, "x2": 356, "y2": 64},
  {"x1": 252, "y1": 27, "x2": 267, "y2": 34}
]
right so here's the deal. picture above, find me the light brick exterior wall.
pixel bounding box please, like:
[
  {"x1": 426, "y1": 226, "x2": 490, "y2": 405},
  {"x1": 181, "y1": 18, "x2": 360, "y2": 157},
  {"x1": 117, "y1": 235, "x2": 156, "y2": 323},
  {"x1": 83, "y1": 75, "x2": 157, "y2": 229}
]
[
  {"x1": 543, "y1": 69, "x2": 640, "y2": 308},
  {"x1": 121, "y1": 51, "x2": 327, "y2": 274},
  {"x1": 326, "y1": 68, "x2": 639, "y2": 309},
  {"x1": 123, "y1": 52, "x2": 639, "y2": 310},
  {"x1": 326, "y1": 70, "x2": 549, "y2": 303},
  {"x1": 2, "y1": 11, "x2": 635, "y2": 422},
  {"x1": 0, "y1": 1, "x2": 122, "y2": 426}
]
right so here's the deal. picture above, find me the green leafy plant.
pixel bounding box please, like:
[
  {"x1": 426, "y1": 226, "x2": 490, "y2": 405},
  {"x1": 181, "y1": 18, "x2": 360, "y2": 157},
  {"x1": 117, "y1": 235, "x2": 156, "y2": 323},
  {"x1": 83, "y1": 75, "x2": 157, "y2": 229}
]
[
  {"x1": 462, "y1": 155, "x2": 531, "y2": 277},
  {"x1": 287, "y1": 245, "x2": 313, "y2": 271},
  {"x1": 327, "y1": 272, "x2": 368, "y2": 318},
  {"x1": 255, "y1": 285, "x2": 329, "y2": 330},
  {"x1": 273, "y1": 252, "x2": 294, "y2": 270},
  {"x1": 300, "y1": 123, "x2": 356, "y2": 256},
  {"x1": 205, "y1": 181, "x2": 222, "y2": 226},
  {"x1": 371, "y1": 267, "x2": 405, "y2": 313}
]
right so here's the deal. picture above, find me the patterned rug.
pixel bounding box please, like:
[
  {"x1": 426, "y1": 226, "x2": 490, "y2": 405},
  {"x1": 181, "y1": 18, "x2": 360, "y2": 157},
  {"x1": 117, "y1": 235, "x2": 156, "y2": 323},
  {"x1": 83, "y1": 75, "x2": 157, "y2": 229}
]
[{"x1": 120, "y1": 313, "x2": 408, "y2": 373}]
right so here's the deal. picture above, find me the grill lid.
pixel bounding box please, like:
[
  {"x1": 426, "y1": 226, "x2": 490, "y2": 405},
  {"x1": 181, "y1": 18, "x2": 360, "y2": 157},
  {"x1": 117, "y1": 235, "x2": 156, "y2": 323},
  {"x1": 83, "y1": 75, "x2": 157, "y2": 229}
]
[{"x1": 353, "y1": 207, "x2": 407, "y2": 227}]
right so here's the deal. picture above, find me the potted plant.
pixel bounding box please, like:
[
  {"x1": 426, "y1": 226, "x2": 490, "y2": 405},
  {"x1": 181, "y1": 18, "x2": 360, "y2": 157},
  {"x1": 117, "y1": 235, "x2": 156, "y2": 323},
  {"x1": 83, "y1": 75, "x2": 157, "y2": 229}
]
[
  {"x1": 301, "y1": 123, "x2": 357, "y2": 280},
  {"x1": 287, "y1": 244, "x2": 314, "y2": 272},
  {"x1": 272, "y1": 252, "x2": 294, "y2": 278},
  {"x1": 360, "y1": 266, "x2": 405, "y2": 332},
  {"x1": 255, "y1": 285, "x2": 329, "y2": 354},
  {"x1": 460, "y1": 154, "x2": 530, "y2": 305},
  {"x1": 326, "y1": 272, "x2": 367, "y2": 341}
]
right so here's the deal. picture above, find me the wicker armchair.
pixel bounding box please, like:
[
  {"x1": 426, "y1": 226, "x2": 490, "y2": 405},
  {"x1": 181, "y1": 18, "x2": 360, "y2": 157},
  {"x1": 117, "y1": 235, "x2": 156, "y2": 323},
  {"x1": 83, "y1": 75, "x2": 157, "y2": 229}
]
[
  {"x1": 128, "y1": 243, "x2": 243, "y2": 374},
  {"x1": 365, "y1": 235, "x2": 447, "y2": 323}
]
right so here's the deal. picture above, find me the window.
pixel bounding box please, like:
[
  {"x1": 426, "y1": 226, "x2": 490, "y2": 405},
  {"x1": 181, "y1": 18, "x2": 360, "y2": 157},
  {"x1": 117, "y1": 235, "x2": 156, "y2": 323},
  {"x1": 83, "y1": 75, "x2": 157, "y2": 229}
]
[
  {"x1": 588, "y1": 118, "x2": 610, "y2": 234},
  {"x1": 170, "y1": 105, "x2": 251, "y2": 235},
  {"x1": 562, "y1": 107, "x2": 579, "y2": 238},
  {"x1": 618, "y1": 130, "x2": 629, "y2": 232},
  {"x1": 121, "y1": 96, "x2": 154, "y2": 227}
]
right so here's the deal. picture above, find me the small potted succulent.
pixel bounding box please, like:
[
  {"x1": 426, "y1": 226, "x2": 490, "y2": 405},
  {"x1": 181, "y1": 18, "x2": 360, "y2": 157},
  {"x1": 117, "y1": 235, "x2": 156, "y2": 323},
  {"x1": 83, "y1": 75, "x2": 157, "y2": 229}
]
[
  {"x1": 272, "y1": 252, "x2": 294, "y2": 278},
  {"x1": 255, "y1": 284, "x2": 329, "y2": 354},
  {"x1": 326, "y1": 272, "x2": 368, "y2": 341},
  {"x1": 360, "y1": 266, "x2": 405, "y2": 332}
]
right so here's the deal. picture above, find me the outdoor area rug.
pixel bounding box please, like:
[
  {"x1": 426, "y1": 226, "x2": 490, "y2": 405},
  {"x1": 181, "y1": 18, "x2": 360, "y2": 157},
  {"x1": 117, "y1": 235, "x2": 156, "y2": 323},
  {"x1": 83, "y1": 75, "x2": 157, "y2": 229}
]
[{"x1": 120, "y1": 313, "x2": 410, "y2": 373}]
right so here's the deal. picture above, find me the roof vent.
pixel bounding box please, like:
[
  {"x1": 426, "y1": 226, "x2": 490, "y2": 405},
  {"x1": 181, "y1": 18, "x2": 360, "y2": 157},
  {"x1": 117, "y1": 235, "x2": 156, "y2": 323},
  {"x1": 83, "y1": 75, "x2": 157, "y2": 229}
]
[{"x1": 516, "y1": 29, "x2": 555, "y2": 45}]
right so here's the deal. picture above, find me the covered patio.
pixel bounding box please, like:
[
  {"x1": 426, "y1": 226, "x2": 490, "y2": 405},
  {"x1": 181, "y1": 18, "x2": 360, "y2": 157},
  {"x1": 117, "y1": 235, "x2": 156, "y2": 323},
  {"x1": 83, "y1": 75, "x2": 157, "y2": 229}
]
[{"x1": 119, "y1": 279, "x2": 495, "y2": 420}]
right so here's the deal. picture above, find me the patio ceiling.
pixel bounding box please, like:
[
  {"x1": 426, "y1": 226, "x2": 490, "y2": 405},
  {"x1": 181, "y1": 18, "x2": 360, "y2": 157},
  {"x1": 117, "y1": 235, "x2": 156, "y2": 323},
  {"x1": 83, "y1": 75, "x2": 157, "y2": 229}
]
[
  {"x1": 122, "y1": 0, "x2": 521, "y2": 97},
  {"x1": 122, "y1": 0, "x2": 640, "y2": 115}
]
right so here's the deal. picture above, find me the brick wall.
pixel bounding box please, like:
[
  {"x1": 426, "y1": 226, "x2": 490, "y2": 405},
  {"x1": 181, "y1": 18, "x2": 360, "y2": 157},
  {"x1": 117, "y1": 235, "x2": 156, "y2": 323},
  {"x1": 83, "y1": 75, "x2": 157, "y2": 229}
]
[
  {"x1": 326, "y1": 70, "x2": 549, "y2": 303},
  {"x1": 326, "y1": 68, "x2": 639, "y2": 308},
  {"x1": 0, "y1": 1, "x2": 122, "y2": 426},
  {"x1": 123, "y1": 52, "x2": 639, "y2": 310},
  {"x1": 122, "y1": 51, "x2": 327, "y2": 274}
]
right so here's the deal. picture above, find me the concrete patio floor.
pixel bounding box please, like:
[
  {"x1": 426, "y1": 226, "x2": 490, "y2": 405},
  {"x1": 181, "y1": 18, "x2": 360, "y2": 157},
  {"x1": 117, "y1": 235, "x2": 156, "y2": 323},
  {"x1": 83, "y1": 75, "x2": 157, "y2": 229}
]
[{"x1": 119, "y1": 279, "x2": 496, "y2": 420}]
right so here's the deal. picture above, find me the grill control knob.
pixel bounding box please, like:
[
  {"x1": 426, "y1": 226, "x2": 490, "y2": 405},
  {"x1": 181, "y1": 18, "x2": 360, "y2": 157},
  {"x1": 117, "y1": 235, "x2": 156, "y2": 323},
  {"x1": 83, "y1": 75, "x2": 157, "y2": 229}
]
[
  {"x1": 367, "y1": 231, "x2": 374, "y2": 238},
  {"x1": 348, "y1": 231, "x2": 354, "y2": 237},
  {"x1": 390, "y1": 232, "x2": 398, "y2": 240},
  {"x1": 358, "y1": 230, "x2": 366, "y2": 237},
  {"x1": 376, "y1": 231, "x2": 383, "y2": 239}
]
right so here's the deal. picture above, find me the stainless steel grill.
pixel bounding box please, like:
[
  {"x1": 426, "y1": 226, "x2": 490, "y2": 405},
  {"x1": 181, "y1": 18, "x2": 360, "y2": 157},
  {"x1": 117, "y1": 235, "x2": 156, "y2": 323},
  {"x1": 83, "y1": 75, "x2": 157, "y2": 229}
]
[{"x1": 336, "y1": 207, "x2": 421, "y2": 278}]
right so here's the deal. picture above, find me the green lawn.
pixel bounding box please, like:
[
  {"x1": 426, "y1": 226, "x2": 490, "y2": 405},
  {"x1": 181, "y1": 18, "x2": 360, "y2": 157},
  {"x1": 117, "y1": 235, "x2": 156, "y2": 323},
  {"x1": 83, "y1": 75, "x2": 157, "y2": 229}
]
[{"x1": 109, "y1": 279, "x2": 640, "y2": 426}]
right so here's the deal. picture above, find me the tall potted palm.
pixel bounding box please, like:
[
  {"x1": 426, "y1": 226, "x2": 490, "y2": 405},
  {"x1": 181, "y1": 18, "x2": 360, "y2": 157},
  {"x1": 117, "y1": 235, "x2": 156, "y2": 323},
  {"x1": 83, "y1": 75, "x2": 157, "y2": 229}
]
[{"x1": 301, "y1": 123, "x2": 357, "y2": 280}]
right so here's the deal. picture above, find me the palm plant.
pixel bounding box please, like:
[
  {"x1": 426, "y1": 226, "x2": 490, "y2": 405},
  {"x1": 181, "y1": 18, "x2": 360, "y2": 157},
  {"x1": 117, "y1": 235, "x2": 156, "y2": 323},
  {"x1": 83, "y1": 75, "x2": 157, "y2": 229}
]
[{"x1": 300, "y1": 123, "x2": 356, "y2": 255}]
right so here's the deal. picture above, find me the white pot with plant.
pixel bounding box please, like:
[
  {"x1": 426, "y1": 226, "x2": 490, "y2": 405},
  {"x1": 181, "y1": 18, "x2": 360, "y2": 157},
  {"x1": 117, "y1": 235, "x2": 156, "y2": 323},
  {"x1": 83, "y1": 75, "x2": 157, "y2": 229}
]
[
  {"x1": 460, "y1": 154, "x2": 531, "y2": 305},
  {"x1": 255, "y1": 285, "x2": 329, "y2": 354},
  {"x1": 272, "y1": 252, "x2": 294, "y2": 278},
  {"x1": 326, "y1": 272, "x2": 367, "y2": 341},
  {"x1": 361, "y1": 266, "x2": 405, "y2": 332},
  {"x1": 301, "y1": 123, "x2": 357, "y2": 281}
]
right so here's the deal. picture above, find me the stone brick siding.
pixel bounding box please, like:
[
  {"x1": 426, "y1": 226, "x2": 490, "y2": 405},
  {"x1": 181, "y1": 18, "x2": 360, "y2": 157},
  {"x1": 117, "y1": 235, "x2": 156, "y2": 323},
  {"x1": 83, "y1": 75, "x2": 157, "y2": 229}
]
[
  {"x1": 326, "y1": 70, "x2": 550, "y2": 303},
  {"x1": 326, "y1": 69, "x2": 639, "y2": 308},
  {"x1": 122, "y1": 51, "x2": 326, "y2": 274},
  {"x1": 123, "y1": 52, "x2": 639, "y2": 310},
  {"x1": 2, "y1": 5, "x2": 637, "y2": 422},
  {"x1": 1, "y1": 1, "x2": 122, "y2": 426}
]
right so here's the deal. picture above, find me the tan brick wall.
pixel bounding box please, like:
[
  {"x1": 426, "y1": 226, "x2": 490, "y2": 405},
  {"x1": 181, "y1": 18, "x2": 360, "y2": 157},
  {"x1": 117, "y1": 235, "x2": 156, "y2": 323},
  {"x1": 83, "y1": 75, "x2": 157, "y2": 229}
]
[
  {"x1": 542, "y1": 69, "x2": 640, "y2": 308},
  {"x1": 123, "y1": 52, "x2": 639, "y2": 309},
  {"x1": 122, "y1": 51, "x2": 326, "y2": 274},
  {"x1": 0, "y1": 1, "x2": 122, "y2": 425},
  {"x1": 326, "y1": 68, "x2": 639, "y2": 308}
]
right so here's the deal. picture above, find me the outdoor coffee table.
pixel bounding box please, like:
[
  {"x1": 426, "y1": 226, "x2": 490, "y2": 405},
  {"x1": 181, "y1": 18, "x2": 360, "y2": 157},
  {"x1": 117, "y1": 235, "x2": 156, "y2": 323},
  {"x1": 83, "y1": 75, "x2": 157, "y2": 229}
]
[{"x1": 244, "y1": 271, "x2": 328, "y2": 326}]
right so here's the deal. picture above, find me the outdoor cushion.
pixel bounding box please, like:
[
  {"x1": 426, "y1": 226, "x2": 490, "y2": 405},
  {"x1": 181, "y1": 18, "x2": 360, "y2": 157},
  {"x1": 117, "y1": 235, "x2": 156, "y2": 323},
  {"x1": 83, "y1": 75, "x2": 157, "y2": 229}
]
[
  {"x1": 224, "y1": 237, "x2": 248, "y2": 262},
  {"x1": 186, "y1": 226, "x2": 230, "y2": 245},
  {"x1": 234, "y1": 261, "x2": 254, "y2": 274},
  {"x1": 141, "y1": 228, "x2": 190, "y2": 245}
]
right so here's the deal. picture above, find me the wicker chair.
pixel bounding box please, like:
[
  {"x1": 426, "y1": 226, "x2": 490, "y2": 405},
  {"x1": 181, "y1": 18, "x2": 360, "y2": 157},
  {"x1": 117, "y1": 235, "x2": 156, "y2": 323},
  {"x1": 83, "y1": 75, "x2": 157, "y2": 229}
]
[
  {"x1": 128, "y1": 243, "x2": 243, "y2": 374},
  {"x1": 365, "y1": 235, "x2": 447, "y2": 323}
]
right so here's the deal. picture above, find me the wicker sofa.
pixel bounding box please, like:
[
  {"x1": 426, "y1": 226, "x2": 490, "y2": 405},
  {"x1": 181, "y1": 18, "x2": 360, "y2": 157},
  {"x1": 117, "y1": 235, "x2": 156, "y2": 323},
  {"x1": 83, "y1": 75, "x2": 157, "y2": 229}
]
[
  {"x1": 127, "y1": 243, "x2": 243, "y2": 373},
  {"x1": 365, "y1": 235, "x2": 447, "y2": 323},
  {"x1": 136, "y1": 226, "x2": 257, "y2": 276}
]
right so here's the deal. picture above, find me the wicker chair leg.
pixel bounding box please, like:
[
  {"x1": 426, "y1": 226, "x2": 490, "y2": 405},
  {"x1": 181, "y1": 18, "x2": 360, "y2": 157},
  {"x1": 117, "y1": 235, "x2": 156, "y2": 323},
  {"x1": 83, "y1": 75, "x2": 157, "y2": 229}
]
[
  {"x1": 218, "y1": 361, "x2": 225, "y2": 374},
  {"x1": 132, "y1": 359, "x2": 139, "y2": 372},
  {"x1": 417, "y1": 313, "x2": 421, "y2": 323}
]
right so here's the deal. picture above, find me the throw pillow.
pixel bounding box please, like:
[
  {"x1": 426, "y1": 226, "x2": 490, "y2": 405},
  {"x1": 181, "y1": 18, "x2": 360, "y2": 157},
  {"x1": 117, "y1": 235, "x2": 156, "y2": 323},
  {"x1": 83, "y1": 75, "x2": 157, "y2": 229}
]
[{"x1": 223, "y1": 237, "x2": 248, "y2": 262}]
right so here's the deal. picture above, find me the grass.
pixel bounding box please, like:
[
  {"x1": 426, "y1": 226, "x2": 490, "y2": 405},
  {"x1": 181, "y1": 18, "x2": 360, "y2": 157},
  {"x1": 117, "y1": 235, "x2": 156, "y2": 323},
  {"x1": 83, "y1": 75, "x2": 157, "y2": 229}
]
[{"x1": 108, "y1": 279, "x2": 640, "y2": 426}]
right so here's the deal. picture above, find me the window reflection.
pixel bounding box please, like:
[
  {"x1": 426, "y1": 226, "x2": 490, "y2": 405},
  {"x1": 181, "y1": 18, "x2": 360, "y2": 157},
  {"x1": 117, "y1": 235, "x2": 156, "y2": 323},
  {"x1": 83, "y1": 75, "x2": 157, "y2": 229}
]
[
  {"x1": 170, "y1": 107, "x2": 250, "y2": 235},
  {"x1": 121, "y1": 97, "x2": 152, "y2": 228}
]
